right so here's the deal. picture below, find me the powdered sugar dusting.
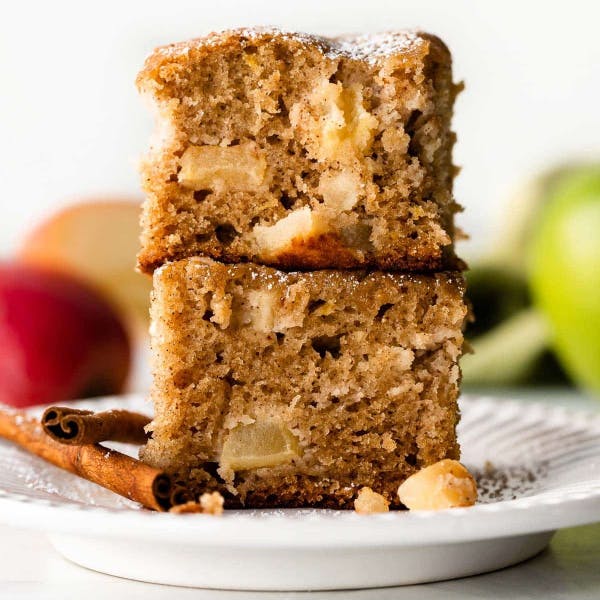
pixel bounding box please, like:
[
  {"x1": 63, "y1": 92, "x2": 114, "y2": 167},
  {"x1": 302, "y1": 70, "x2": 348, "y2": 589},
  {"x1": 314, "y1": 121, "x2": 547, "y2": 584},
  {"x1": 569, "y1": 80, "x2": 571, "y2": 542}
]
[
  {"x1": 335, "y1": 31, "x2": 424, "y2": 63},
  {"x1": 151, "y1": 27, "x2": 425, "y2": 66}
]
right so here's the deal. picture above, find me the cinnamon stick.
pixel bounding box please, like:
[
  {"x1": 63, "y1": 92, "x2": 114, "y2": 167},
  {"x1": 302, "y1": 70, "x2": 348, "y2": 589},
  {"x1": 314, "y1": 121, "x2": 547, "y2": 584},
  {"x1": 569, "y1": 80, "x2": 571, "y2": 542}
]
[
  {"x1": 0, "y1": 406, "x2": 186, "y2": 511},
  {"x1": 42, "y1": 406, "x2": 151, "y2": 445}
]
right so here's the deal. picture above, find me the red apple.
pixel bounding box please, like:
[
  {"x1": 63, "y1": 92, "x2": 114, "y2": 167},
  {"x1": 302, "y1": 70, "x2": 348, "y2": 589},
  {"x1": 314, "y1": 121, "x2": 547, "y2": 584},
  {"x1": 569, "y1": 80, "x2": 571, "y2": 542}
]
[
  {"x1": 17, "y1": 200, "x2": 152, "y2": 335},
  {"x1": 0, "y1": 263, "x2": 131, "y2": 407}
]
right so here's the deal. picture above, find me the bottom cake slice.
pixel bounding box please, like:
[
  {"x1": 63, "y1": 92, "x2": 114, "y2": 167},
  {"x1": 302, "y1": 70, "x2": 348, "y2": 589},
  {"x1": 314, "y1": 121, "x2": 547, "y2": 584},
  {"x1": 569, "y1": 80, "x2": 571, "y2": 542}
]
[{"x1": 142, "y1": 257, "x2": 467, "y2": 508}]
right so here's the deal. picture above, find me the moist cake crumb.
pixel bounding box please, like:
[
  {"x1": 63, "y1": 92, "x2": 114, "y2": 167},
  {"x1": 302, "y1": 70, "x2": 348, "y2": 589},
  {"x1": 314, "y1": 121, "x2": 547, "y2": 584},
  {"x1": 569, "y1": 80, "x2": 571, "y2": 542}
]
[
  {"x1": 141, "y1": 257, "x2": 467, "y2": 509},
  {"x1": 136, "y1": 27, "x2": 462, "y2": 273}
]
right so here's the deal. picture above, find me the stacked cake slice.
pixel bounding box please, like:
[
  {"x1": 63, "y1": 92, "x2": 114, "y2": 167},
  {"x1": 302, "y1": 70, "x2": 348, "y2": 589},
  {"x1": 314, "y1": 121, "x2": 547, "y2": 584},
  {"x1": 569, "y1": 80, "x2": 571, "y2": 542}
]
[{"x1": 137, "y1": 28, "x2": 467, "y2": 508}]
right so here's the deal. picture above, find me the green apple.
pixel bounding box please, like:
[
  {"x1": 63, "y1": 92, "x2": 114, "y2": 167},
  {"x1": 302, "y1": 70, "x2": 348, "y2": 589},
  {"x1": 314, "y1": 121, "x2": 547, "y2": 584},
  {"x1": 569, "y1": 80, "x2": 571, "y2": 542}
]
[
  {"x1": 488, "y1": 165, "x2": 580, "y2": 275},
  {"x1": 461, "y1": 166, "x2": 580, "y2": 388},
  {"x1": 529, "y1": 165, "x2": 600, "y2": 394},
  {"x1": 461, "y1": 264, "x2": 567, "y2": 386}
]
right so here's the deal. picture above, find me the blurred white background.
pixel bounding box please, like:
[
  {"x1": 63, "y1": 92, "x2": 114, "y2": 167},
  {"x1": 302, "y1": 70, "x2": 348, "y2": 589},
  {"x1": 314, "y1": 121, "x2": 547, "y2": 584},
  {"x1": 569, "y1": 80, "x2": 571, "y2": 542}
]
[{"x1": 1, "y1": 0, "x2": 599, "y2": 259}]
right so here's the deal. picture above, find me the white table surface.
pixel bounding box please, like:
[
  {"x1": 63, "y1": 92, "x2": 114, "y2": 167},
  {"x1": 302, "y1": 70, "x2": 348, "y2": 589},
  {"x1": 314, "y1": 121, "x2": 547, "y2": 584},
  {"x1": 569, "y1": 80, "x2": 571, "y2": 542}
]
[{"x1": 1, "y1": 388, "x2": 599, "y2": 599}]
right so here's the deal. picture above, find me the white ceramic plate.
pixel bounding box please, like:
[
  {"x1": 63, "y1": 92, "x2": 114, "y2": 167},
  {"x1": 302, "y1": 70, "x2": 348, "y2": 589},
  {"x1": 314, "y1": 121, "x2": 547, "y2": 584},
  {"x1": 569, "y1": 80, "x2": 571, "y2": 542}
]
[{"x1": 0, "y1": 394, "x2": 599, "y2": 591}]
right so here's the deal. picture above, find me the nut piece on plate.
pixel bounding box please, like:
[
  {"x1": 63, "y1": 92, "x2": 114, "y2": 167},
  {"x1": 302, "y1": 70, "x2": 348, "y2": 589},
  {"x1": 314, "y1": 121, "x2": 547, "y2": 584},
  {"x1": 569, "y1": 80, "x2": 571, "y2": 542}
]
[
  {"x1": 219, "y1": 421, "x2": 300, "y2": 472},
  {"x1": 199, "y1": 491, "x2": 225, "y2": 515},
  {"x1": 354, "y1": 487, "x2": 390, "y2": 514},
  {"x1": 169, "y1": 491, "x2": 225, "y2": 515},
  {"x1": 178, "y1": 143, "x2": 267, "y2": 193},
  {"x1": 397, "y1": 459, "x2": 478, "y2": 510}
]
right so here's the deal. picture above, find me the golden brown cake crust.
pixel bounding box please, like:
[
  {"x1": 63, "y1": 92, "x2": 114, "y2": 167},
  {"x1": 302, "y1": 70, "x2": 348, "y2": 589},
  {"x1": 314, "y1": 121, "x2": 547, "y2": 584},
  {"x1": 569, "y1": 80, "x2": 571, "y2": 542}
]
[
  {"x1": 141, "y1": 257, "x2": 466, "y2": 509},
  {"x1": 137, "y1": 27, "x2": 461, "y2": 274},
  {"x1": 137, "y1": 28, "x2": 450, "y2": 87},
  {"x1": 138, "y1": 235, "x2": 466, "y2": 274}
]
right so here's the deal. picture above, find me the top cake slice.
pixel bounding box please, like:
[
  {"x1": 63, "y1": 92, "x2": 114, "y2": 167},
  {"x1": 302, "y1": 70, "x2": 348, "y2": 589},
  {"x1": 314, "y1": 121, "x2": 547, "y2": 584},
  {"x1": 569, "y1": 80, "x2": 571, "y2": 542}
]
[{"x1": 137, "y1": 28, "x2": 462, "y2": 273}]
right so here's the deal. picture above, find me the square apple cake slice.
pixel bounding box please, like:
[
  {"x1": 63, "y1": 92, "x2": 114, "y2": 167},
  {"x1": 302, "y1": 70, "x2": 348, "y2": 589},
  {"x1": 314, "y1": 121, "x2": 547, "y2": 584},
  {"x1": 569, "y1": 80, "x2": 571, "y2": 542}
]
[
  {"x1": 136, "y1": 27, "x2": 462, "y2": 274},
  {"x1": 141, "y1": 257, "x2": 467, "y2": 508}
]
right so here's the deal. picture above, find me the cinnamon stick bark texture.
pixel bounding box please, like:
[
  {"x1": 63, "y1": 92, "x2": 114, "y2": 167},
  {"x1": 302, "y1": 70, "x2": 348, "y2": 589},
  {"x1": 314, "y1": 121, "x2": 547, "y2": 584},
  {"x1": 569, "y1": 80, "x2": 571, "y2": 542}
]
[
  {"x1": 0, "y1": 406, "x2": 182, "y2": 511},
  {"x1": 42, "y1": 407, "x2": 151, "y2": 445}
]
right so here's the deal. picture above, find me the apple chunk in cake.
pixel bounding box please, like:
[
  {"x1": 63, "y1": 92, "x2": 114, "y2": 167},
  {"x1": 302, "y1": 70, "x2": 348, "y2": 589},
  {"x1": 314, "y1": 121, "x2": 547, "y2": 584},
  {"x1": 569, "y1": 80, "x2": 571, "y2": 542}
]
[
  {"x1": 136, "y1": 27, "x2": 462, "y2": 273},
  {"x1": 141, "y1": 257, "x2": 467, "y2": 508}
]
